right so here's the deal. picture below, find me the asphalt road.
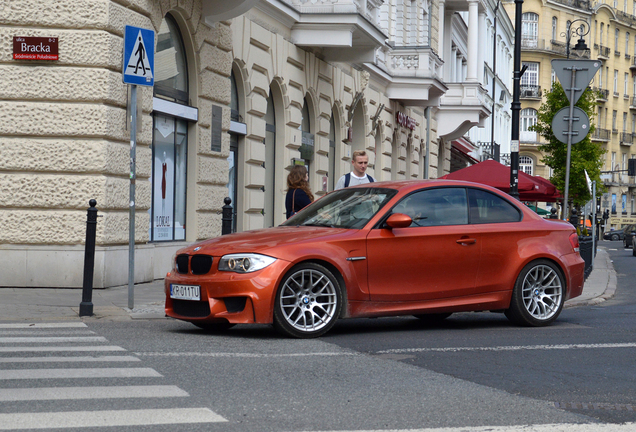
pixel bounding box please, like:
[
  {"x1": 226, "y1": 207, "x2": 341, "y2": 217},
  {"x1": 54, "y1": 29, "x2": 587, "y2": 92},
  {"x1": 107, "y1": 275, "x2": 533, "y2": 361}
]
[{"x1": 1, "y1": 240, "x2": 634, "y2": 431}]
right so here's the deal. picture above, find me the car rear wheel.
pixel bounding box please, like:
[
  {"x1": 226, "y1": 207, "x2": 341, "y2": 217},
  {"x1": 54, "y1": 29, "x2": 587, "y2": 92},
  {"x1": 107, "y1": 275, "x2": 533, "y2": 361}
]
[
  {"x1": 505, "y1": 260, "x2": 565, "y2": 327},
  {"x1": 273, "y1": 263, "x2": 342, "y2": 338}
]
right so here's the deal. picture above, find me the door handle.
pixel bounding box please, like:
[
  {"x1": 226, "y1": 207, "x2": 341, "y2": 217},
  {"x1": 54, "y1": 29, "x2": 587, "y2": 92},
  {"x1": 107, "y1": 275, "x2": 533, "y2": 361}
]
[{"x1": 456, "y1": 238, "x2": 476, "y2": 245}]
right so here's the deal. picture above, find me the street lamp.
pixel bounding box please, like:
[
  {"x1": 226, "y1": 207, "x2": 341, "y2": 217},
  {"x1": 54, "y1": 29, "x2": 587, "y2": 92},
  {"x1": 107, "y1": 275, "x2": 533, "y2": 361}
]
[
  {"x1": 562, "y1": 19, "x2": 590, "y2": 59},
  {"x1": 509, "y1": 0, "x2": 524, "y2": 200}
]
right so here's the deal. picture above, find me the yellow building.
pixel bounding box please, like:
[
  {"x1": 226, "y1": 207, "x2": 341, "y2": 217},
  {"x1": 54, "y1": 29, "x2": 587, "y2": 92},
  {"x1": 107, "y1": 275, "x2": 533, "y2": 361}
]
[{"x1": 504, "y1": 0, "x2": 636, "y2": 225}]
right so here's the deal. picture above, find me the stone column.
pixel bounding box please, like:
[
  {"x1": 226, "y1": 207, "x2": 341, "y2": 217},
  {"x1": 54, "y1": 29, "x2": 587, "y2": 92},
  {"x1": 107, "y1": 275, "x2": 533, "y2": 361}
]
[{"x1": 467, "y1": 0, "x2": 479, "y2": 82}]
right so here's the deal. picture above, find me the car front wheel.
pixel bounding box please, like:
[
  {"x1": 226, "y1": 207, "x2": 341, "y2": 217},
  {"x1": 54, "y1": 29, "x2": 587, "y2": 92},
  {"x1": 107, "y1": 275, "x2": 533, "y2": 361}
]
[
  {"x1": 505, "y1": 260, "x2": 565, "y2": 327},
  {"x1": 611, "y1": 233, "x2": 619, "y2": 241},
  {"x1": 273, "y1": 263, "x2": 342, "y2": 338}
]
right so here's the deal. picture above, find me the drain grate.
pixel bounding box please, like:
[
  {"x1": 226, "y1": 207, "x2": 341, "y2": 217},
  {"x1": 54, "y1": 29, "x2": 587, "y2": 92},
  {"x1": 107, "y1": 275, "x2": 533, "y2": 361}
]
[{"x1": 555, "y1": 402, "x2": 636, "y2": 411}]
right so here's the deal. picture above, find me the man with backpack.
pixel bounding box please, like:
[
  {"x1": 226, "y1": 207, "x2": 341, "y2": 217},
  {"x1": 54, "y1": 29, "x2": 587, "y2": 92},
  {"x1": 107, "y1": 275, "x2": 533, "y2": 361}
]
[{"x1": 335, "y1": 150, "x2": 375, "y2": 189}]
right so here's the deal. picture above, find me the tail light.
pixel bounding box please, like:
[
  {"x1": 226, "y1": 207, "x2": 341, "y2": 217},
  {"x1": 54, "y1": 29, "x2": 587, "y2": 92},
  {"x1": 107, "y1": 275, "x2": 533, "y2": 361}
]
[{"x1": 569, "y1": 232, "x2": 580, "y2": 253}]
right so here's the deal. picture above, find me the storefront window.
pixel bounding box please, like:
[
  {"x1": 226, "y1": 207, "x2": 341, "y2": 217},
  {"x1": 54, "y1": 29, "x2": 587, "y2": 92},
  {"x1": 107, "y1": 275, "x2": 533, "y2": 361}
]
[
  {"x1": 152, "y1": 115, "x2": 187, "y2": 241},
  {"x1": 151, "y1": 13, "x2": 191, "y2": 241}
]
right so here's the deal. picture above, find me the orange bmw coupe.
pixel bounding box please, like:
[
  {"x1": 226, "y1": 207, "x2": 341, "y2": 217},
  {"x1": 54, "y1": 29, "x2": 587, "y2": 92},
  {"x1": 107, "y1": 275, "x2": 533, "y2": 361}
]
[{"x1": 164, "y1": 180, "x2": 585, "y2": 338}]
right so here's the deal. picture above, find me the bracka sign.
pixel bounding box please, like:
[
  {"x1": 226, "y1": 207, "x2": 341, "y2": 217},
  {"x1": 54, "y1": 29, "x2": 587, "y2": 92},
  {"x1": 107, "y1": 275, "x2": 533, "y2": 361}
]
[
  {"x1": 396, "y1": 111, "x2": 416, "y2": 130},
  {"x1": 13, "y1": 37, "x2": 58, "y2": 61}
]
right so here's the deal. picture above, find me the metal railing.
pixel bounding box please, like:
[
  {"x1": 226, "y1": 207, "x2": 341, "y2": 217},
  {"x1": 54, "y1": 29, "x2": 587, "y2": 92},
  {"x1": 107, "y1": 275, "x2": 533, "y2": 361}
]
[
  {"x1": 520, "y1": 85, "x2": 542, "y2": 98},
  {"x1": 620, "y1": 132, "x2": 634, "y2": 145},
  {"x1": 594, "y1": 88, "x2": 610, "y2": 100},
  {"x1": 591, "y1": 128, "x2": 610, "y2": 140},
  {"x1": 598, "y1": 45, "x2": 611, "y2": 57}
]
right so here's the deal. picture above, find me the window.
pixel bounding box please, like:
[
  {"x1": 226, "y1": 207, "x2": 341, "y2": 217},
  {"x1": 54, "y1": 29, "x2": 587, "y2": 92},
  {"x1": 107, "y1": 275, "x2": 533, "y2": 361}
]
[
  {"x1": 626, "y1": 73, "x2": 630, "y2": 96},
  {"x1": 522, "y1": 13, "x2": 538, "y2": 47},
  {"x1": 600, "y1": 23, "x2": 604, "y2": 46},
  {"x1": 624, "y1": 112, "x2": 628, "y2": 131},
  {"x1": 520, "y1": 108, "x2": 538, "y2": 141},
  {"x1": 151, "y1": 13, "x2": 191, "y2": 242},
  {"x1": 521, "y1": 62, "x2": 539, "y2": 87},
  {"x1": 392, "y1": 188, "x2": 468, "y2": 227},
  {"x1": 627, "y1": 33, "x2": 630, "y2": 56},
  {"x1": 468, "y1": 188, "x2": 521, "y2": 224},
  {"x1": 616, "y1": 29, "x2": 620, "y2": 51},
  {"x1": 614, "y1": 70, "x2": 619, "y2": 94},
  {"x1": 552, "y1": 17, "x2": 557, "y2": 41},
  {"x1": 613, "y1": 110, "x2": 618, "y2": 131},
  {"x1": 520, "y1": 155, "x2": 534, "y2": 175}
]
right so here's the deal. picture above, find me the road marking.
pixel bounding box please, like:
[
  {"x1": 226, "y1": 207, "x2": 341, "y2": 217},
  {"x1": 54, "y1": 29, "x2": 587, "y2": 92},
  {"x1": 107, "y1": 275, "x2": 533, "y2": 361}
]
[
  {"x1": 0, "y1": 367, "x2": 162, "y2": 380},
  {"x1": 137, "y1": 351, "x2": 358, "y2": 358},
  {"x1": 0, "y1": 385, "x2": 188, "y2": 401},
  {"x1": 0, "y1": 323, "x2": 87, "y2": 329},
  {"x1": 0, "y1": 408, "x2": 227, "y2": 430},
  {"x1": 376, "y1": 342, "x2": 636, "y2": 354},
  {"x1": 0, "y1": 336, "x2": 107, "y2": 343},
  {"x1": 0, "y1": 356, "x2": 140, "y2": 363},
  {"x1": 0, "y1": 345, "x2": 126, "y2": 352},
  {"x1": 0, "y1": 330, "x2": 95, "y2": 335},
  {"x1": 301, "y1": 424, "x2": 636, "y2": 432}
]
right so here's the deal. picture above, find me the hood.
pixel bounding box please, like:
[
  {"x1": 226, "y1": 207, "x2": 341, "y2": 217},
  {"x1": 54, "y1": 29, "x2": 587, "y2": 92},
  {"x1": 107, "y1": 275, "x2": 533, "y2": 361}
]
[{"x1": 178, "y1": 226, "x2": 352, "y2": 257}]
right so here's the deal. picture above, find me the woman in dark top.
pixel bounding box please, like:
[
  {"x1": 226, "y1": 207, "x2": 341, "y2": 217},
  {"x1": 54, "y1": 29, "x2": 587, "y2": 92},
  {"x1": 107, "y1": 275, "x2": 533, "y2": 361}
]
[{"x1": 285, "y1": 165, "x2": 313, "y2": 219}]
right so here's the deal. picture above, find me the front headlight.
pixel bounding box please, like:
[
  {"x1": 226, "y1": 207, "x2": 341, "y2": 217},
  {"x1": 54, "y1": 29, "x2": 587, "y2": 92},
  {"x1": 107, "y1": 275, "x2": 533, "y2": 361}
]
[{"x1": 218, "y1": 253, "x2": 277, "y2": 273}]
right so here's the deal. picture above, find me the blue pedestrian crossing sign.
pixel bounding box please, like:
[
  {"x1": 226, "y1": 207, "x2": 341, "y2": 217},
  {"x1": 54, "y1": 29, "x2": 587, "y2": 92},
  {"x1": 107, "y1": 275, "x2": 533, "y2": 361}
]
[{"x1": 123, "y1": 25, "x2": 155, "y2": 86}]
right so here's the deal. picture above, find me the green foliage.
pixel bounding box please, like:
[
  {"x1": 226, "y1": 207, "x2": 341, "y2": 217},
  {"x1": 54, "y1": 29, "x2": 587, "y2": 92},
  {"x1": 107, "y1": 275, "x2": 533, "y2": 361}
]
[{"x1": 530, "y1": 81, "x2": 606, "y2": 207}]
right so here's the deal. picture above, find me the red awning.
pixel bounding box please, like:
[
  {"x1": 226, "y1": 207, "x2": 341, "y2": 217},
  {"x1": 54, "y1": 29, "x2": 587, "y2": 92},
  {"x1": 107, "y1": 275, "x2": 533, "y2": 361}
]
[{"x1": 440, "y1": 159, "x2": 561, "y2": 202}]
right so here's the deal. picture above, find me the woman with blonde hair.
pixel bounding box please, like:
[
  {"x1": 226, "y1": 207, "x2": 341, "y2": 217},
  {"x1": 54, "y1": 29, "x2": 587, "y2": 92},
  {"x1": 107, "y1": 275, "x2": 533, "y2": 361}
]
[{"x1": 285, "y1": 165, "x2": 314, "y2": 219}]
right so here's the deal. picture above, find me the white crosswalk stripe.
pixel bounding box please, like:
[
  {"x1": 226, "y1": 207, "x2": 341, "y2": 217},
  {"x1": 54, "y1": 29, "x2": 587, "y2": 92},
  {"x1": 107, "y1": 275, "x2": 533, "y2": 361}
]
[{"x1": 0, "y1": 321, "x2": 228, "y2": 429}]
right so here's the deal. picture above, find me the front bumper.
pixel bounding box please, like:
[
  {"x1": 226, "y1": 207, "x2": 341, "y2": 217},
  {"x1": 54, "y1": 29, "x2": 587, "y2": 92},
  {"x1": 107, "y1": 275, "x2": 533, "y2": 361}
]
[{"x1": 164, "y1": 259, "x2": 290, "y2": 325}]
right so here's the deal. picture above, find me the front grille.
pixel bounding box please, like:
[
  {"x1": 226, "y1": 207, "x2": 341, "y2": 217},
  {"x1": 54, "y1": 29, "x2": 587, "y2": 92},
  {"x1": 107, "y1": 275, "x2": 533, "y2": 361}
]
[
  {"x1": 172, "y1": 299, "x2": 211, "y2": 318},
  {"x1": 191, "y1": 255, "x2": 213, "y2": 275},
  {"x1": 176, "y1": 255, "x2": 189, "y2": 274},
  {"x1": 175, "y1": 254, "x2": 213, "y2": 274}
]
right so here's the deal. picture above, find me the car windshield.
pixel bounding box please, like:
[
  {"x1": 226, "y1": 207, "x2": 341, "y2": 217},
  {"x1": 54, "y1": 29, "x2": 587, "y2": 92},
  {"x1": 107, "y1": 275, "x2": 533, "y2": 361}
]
[{"x1": 281, "y1": 187, "x2": 398, "y2": 229}]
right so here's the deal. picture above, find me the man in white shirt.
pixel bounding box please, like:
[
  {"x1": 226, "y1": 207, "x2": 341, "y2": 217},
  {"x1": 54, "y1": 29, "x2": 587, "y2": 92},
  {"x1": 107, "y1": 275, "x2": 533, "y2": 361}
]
[{"x1": 335, "y1": 150, "x2": 375, "y2": 189}]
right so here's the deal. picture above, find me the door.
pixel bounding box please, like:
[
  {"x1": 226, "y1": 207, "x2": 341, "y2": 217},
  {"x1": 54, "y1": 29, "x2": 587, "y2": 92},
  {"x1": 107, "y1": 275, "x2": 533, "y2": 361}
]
[{"x1": 366, "y1": 187, "x2": 481, "y2": 301}]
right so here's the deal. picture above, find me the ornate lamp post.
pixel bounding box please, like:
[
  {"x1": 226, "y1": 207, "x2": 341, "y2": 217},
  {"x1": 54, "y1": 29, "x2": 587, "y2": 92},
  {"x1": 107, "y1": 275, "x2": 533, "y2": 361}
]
[{"x1": 562, "y1": 19, "x2": 590, "y2": 60}]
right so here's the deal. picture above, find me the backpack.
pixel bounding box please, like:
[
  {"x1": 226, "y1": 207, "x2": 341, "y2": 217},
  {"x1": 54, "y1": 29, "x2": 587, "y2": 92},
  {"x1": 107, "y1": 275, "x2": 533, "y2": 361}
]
[{"x1": 344, "y1": 172, "x2": 375, "y2": 188}]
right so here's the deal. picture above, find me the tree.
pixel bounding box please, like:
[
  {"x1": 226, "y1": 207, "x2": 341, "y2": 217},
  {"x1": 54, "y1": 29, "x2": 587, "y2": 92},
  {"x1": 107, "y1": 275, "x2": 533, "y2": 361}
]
[{"x1": 531, "y1": 81, "x2": 606, "y2": 208}]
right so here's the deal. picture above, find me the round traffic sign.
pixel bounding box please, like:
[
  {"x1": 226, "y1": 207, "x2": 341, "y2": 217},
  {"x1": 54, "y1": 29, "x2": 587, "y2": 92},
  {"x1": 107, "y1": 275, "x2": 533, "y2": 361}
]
[{"x1": 551, "y1": 106, "x2": 590, "y2": 144}]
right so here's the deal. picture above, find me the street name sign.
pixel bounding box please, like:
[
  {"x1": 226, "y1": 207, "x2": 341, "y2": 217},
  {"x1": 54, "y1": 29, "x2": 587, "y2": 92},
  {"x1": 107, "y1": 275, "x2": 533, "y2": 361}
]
[
  {"x1": 551, "y1": 59, "x2": 601, "y2": 105},
  {"x1": 123, "y1": 25, "x2": 155, "y2": 86}
]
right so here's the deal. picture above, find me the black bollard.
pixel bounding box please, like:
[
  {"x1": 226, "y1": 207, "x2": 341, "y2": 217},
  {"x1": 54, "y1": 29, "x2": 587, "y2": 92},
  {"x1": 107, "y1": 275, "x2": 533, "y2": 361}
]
[
  {"x1": 79, "y1": 199, "x2": 98, "y2": 317},
  {"x1": 221, "y1": 197, "x2": 233, "y2": 235},
  {"x1": 549, "y1": 208, "x2": 558, "y2": 219},
  {"x1": 569, "y1": 208, "x2": 579, "y2": 228}
]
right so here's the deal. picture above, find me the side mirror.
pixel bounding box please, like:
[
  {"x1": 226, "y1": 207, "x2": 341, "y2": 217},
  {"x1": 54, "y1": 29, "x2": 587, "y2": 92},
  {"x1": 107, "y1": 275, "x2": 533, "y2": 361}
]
[{"x1": 386, "y1": 213, "x2": 412, "y2": 229}]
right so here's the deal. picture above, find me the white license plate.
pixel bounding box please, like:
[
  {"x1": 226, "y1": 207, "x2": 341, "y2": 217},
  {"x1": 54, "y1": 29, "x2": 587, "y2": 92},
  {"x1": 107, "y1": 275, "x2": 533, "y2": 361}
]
[{"x1": 170, "y1": 284, "x2": 201, "y2": 301}]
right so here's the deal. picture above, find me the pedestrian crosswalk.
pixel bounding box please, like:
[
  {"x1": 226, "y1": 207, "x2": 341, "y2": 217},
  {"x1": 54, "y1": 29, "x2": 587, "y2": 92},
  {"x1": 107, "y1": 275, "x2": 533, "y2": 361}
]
[{"x1": 0, "y1": 322, "x2": 227, "y2": 430}]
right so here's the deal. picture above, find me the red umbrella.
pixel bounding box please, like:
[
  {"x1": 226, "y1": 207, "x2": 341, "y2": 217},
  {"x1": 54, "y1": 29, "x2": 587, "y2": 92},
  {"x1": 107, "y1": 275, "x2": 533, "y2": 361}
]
[{"x1": 440, "y1": 160, "x2": 560, "y2": 202}]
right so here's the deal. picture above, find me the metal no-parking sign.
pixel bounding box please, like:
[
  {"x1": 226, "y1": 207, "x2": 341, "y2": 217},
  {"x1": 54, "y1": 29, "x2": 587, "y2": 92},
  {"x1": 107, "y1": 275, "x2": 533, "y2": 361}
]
[{"x1": 123, "y1": 25, "x2": 155, "y2": 86}]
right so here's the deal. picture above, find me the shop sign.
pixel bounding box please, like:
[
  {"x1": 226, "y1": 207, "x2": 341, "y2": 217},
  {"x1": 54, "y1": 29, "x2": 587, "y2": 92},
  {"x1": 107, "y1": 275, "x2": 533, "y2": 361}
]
[
  {"x1": 610, "y1": 216, "x2": 636, "y2": 225},
  {"x1": 396, "y1": 112, "x2": 416, "y2": 130},
  {"x1": 13, "y1": 37, "x2": 58, "y2": 61}
]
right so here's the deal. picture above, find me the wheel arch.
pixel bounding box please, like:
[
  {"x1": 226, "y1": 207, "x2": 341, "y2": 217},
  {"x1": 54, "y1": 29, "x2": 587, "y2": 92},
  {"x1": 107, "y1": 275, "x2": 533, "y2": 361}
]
[{"x1": 292, "y1": 259, "x2": 349, "y2": 319}]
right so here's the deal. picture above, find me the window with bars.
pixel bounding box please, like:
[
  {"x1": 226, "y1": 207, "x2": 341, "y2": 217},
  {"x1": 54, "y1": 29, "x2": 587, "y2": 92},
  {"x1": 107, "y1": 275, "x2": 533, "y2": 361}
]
[{"x1": 520, "y1": 156, "x2": 534, "y2": 175}]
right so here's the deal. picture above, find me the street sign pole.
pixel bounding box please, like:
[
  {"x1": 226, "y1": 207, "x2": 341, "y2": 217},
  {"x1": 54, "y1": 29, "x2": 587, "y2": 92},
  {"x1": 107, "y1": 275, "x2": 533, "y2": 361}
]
[
  {"x1": 122, "y1": 25, "x2": 155, "y2": 310},
  {"x1": 128, "y1": 84, "x2": 137, "y2": 310},
  {"x1": 563, "y1": 66, "x2": 577, "y2": 221}
]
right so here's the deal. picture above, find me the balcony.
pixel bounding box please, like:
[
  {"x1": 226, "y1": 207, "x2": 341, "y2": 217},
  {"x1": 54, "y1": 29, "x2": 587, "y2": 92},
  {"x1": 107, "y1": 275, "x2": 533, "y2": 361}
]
[
  {"x1": 437, "y1": 82, "x2": 491, "y2": 141},
  {"x1": 287, "y1": 0, "x2": 387, "y2": 62},
  {"x1": 620, "y1": 132, "x2": 634, "y2": 146},
  {"x1": 520, "y1": 85, "x2": 542, "y2": 99},
  {"x1": 549, "y1": 0, "x2": 592, "y2": 9},
  {"x1": 615, "y1": 50, "x2": 622, "y2": 57},
  {"x1": 523, "y1": 38, "x2": 590, "y2": 58},
  {"x1": 372, "y1": 47, "x2": 447, "y2": 107},
  {"x1": 477, "y1": 141, "x2": 501, "y2": 162},
  {"x1": 630, "y1": 97, "x2": 636, "y2": 109},
  {"x1": 631, "y1": 57, "x2": 636, "y2": 70},
  {"x1": 595, "y1": 88, "x2": 609, "y2": 101},
  {"x1": 591, "y1": 128, "x2": 610, "y2": 141},
  {"x1": 598, "y1": 45, "x2": 611, "y2": 59},
  {"x1": 616, "y1": 10, "x2": 636, "y2": 27}
]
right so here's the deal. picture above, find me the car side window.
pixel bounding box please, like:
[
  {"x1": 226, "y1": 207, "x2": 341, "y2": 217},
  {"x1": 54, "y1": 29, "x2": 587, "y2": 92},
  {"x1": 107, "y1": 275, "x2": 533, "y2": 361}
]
[
  {"x1": 468, "y1": 188, "x2": 521, "y2": 224},
  {"x1": 392, "y1": 188, "x2": 468, "y2": 227}
]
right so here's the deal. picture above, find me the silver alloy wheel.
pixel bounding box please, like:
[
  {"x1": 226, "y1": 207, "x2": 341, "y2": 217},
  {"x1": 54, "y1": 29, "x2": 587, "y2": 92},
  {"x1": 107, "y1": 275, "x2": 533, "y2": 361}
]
[
  {"x1": 279, "y1": 268, "x2": 338, "y2": 333},
  {"x1": 521, "y1": 264, "x2": 563, "y2": 321}
]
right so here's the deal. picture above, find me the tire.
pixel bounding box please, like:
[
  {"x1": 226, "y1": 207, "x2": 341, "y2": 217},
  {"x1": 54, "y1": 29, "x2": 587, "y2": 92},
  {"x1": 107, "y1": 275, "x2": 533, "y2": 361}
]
[
  {"x1": 611, "y1": 233, "x2": 619, "y2": 241},
  {"x1": 273, "y1": 263, "x2": 342, "y2": 338},
  {"x1": 505, "y1": 260, "x2": 565, "y2": 327},
  {"x1": 624, "y1": 239, "x2": 628, "y2": 248},
  {"x1": 413, "y1": 313, "x2": 452, "y2": 324},
  {"x1": 193, "y1": 322, "x2": 236, "y2": 331},
  {"x1": 633, "y1": 246, "x2": 636, "y2": 257}
]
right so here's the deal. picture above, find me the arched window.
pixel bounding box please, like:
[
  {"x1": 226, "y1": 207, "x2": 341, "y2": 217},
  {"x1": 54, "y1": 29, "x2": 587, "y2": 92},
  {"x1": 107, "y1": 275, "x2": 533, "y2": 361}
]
[
  {"x1": 519, "y1": 155, "x2": 534, "y2": 175},
  {"x1": 522, "y1": 13, "x2": 538, "y2": 48},
  {"x1": 264, "y1": 91, "x2": 277, "y2": 228},
  {"x1": 520, "y1": 108, "x2": 537, "y2": 142},
  {"x1": 151, "y1": 13, "x2": 192, "y2": 241},
  {"x1": 552, "y1": 17, "x2": 557, "y2": 41},
  {"x1": 299, "y1": 98, "x2": 315, "y2": 179}
]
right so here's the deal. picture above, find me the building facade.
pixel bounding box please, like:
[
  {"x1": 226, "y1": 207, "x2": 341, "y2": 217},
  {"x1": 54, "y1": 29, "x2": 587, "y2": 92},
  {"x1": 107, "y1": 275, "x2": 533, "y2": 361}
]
[{"x1": 2, "y1": 0, "x2": 513, "y2": 288}]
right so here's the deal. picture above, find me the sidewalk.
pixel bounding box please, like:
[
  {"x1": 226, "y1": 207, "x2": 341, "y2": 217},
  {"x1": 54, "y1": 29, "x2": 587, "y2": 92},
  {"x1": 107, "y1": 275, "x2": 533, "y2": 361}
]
[{"x1": 0, "y1": 248, "x2": 618, "y2": 322}]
